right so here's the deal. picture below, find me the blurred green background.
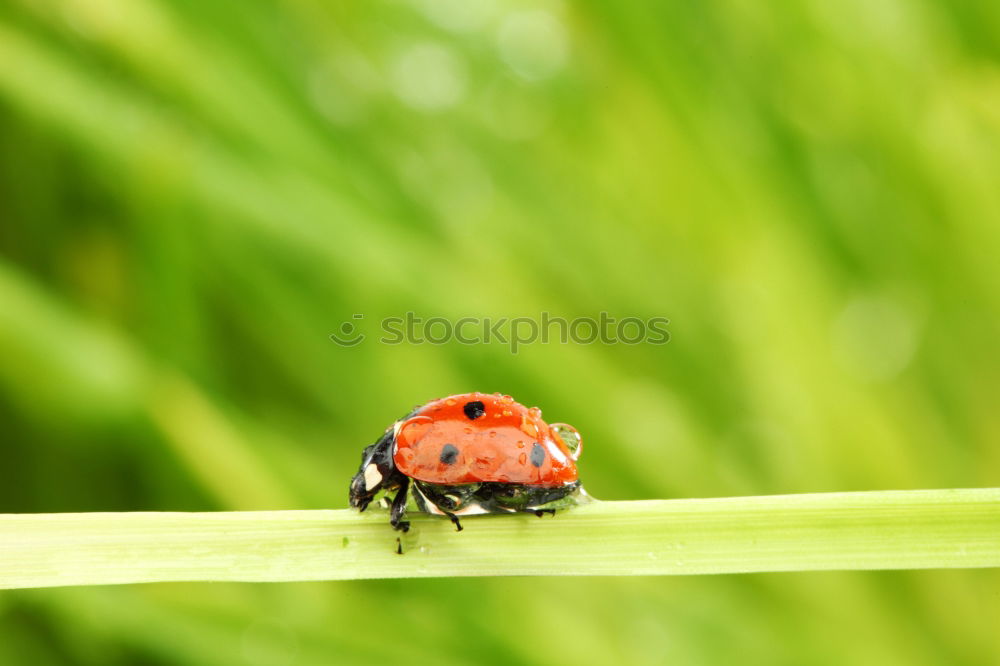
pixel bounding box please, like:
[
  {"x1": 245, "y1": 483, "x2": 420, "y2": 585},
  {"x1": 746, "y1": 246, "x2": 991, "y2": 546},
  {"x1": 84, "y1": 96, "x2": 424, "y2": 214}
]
[{"x1": 1, "y1": 0, "x2": 999, "y2": 663}]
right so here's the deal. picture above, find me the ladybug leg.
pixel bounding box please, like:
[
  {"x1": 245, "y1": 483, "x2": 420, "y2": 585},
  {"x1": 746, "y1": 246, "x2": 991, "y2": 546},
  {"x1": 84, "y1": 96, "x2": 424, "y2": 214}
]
[
  {"x1": 414, "y1": 481, "x2": 474, "y2": 531},
  {"x1": 389, "y1": 477, "x2": 411, "y2": 532},
  {"x1": 443, "y1": 511, "x2": 463, "y2": 532},
  {"x1": 533, "y1": 509, "x2": 556, "y2": 518}
]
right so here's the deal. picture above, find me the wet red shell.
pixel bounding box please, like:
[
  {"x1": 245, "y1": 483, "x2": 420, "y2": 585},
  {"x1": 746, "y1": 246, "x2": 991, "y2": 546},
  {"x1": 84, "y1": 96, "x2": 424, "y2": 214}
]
[{"x1": 392, "y1": 392, "x2": 579, "y2": 487}]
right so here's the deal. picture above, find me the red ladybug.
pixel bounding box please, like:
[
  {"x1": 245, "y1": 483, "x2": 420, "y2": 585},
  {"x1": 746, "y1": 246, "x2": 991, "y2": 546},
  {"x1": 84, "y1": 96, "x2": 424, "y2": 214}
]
[{"x1": 349, "y1": 392, "x2": 584, "y2": 532}]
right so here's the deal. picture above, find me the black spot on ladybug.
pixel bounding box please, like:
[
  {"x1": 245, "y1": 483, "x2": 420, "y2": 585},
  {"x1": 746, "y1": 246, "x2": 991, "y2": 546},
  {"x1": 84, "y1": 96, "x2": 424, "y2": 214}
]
[
  {"x1": 440, "y1": 443, "x2": 459, "y2": 465},
  {"x1": 463, "y1": 400, "x2": 486, "y2": 420},
  {"x1": 530, "y1": 442, "x2": 545, "y2": 467}
]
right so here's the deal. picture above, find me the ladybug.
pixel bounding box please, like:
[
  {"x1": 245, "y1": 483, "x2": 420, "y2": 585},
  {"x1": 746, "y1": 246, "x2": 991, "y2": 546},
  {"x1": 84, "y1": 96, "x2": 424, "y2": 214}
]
[{"x1": 349, "y1": 392, "x2": 585, "y2": 532}]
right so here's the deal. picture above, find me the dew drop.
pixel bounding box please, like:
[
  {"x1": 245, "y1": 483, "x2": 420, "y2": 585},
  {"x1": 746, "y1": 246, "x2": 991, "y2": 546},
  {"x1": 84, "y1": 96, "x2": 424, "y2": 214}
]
[{"x1": 550, "y1": 423, "x2": 582, "y2": 460}]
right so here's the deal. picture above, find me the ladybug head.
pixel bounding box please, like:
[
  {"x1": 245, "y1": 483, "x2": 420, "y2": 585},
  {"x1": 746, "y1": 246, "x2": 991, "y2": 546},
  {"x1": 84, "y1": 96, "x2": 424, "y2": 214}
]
[{"x1": 349, "y1": 428, "x2": 398, "y2": 511}]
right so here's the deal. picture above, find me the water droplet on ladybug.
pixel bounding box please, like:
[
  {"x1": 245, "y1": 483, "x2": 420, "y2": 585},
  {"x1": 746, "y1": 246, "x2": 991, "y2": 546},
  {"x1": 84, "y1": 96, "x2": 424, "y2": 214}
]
[
  {"x1": 398, "y1": 415, "x2": 433, "y2": 446},
  {"x1": 518, "y1": 452, "x2": 527, "y2": 465},
  {"x1": 550, "y1": 423, "x2": 583, "y2": 461}
]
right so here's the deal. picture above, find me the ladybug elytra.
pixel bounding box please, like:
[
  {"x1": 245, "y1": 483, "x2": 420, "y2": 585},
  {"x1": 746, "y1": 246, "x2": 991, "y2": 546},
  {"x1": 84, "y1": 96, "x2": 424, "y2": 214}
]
[{"x1": 349, "y1": 392, "x2": 585, "y2": 532}]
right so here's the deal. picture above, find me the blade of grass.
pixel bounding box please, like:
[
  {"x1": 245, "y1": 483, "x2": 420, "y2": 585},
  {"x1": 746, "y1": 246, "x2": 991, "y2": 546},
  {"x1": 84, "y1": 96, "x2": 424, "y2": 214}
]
[{"x1": 1, "y1": 488, "x2": 998, "y2": 589}]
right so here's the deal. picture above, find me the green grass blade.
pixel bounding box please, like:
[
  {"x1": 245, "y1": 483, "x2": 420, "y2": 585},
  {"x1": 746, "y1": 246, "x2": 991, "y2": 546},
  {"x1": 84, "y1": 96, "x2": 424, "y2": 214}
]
[{"x1": 2, "y1": 488, "x2": 998, "y2": 589}]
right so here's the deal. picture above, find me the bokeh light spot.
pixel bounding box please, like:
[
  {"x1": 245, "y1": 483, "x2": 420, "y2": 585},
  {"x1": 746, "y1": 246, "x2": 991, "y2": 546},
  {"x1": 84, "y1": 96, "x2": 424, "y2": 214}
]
[
  {"x1": 392, "y1": 43, "x2": 466, "y2": 111},
  {"x1": 497, "y1": 10, "x2": 568, "y2": 81},
  {"x1": 831, "y1": 294, "x2": 920, "y2": 382}
]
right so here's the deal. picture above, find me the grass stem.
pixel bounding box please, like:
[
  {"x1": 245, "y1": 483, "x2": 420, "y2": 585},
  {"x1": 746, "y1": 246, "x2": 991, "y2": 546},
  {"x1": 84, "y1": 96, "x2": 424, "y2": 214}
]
[{"x1": 2, "y1": 488, "x2": 998, "y2": 589}]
